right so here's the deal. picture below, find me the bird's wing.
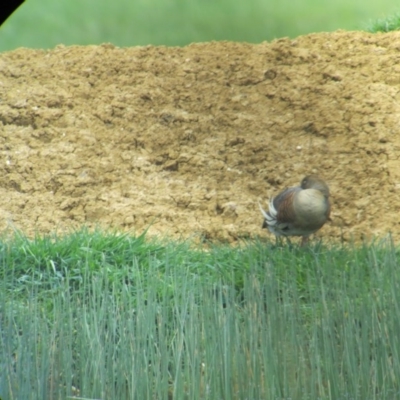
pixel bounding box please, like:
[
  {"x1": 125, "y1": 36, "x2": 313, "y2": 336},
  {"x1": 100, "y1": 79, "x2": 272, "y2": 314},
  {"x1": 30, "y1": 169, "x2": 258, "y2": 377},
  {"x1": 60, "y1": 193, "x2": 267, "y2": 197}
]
[{"x1": 272, "y1": 187, "x2": 300, "y2": 224}]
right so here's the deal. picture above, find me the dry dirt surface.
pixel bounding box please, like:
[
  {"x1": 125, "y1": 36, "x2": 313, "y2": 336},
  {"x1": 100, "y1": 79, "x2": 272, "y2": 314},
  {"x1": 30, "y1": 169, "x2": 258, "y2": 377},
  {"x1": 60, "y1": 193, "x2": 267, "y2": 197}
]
[{"x1": 0, "y1": 30, "x2": 400, "y2": 243}]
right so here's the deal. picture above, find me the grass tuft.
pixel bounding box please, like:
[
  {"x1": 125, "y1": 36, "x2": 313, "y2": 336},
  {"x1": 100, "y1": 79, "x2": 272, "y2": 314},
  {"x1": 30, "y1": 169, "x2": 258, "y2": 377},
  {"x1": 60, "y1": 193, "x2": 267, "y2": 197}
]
[{"x1": 366, "y1": 12, "x2": 400, "y2": 32}]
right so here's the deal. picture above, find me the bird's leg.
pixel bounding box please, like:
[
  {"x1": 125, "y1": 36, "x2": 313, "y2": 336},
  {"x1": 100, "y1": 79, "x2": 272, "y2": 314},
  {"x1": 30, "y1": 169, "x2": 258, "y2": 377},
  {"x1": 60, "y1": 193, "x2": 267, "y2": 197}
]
[
  {"x1": 284, "y1": 236, "x2": 295, "y2": 250},
  {"x1": 274, "y1": 235, "x2": 284, "y2": 247},
  {"x1": 300, "y1": 236, "x2": 310, "y2": 247}
]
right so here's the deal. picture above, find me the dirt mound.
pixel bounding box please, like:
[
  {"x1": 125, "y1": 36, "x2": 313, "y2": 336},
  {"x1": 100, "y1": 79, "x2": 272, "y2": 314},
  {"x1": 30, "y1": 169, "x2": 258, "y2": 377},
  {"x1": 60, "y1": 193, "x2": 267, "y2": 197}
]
[{"x1": 0, "y1": 30, "x2": 399, "y2": 243}]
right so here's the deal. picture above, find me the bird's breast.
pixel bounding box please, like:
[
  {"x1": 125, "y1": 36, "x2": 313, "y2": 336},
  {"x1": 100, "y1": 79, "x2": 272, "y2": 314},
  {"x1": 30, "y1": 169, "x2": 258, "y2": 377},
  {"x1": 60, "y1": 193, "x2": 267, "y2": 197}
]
[{"x1": 293, "y1": 189, "x2": 330, "y2": 228}]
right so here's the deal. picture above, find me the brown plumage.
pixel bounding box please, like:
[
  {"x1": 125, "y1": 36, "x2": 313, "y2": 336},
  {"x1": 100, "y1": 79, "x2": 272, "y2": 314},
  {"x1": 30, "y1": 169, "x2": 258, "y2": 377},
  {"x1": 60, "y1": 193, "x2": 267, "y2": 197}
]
[{"x1": 259, "y1": 175, "x2": 331, "y2": 245}]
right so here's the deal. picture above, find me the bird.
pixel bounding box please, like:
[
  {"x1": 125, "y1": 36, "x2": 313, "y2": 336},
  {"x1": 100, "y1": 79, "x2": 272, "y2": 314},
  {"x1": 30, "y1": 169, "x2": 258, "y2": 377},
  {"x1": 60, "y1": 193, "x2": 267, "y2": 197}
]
[{"x1": 259, "y1": 175, "x2": 331, "y2": 246}]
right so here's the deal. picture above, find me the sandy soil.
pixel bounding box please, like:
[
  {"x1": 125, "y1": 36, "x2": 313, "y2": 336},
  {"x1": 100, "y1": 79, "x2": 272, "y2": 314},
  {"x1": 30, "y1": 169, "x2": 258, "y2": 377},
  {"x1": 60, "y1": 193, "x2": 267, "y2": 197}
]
[{"x1": 0, "y1": 30, "x2": 400, "y2": 243}]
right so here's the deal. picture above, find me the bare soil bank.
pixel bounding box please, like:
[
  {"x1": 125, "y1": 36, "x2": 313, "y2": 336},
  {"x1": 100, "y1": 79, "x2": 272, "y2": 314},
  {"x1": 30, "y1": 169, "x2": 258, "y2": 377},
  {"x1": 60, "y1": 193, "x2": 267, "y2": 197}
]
[{"x1": 1, "y1": 31, "x2": 399, "y2": 243}]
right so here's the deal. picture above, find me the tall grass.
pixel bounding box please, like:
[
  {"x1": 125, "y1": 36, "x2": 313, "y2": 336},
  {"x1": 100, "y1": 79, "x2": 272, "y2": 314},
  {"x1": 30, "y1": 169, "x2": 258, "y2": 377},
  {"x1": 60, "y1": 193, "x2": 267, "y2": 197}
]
[
  {"x1": 1, "y1": 230, "x2": 400, "y2": 399},
  {"x1": 0, "y1": 0, "x2": 399, "y2": 51}
]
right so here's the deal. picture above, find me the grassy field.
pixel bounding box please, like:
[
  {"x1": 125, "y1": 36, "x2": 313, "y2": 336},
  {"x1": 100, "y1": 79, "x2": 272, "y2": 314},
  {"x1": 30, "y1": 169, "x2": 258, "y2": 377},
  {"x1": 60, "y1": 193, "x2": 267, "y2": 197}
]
[
  {"x1": 1, "y1": 229, "x2": 400, "y2": 399},
  {"x1": 2, "y1": 2, "x2": 400, "y2": 399},
  {"x1": 0, "y1": 0, "x2": 399, "y2": 51}
]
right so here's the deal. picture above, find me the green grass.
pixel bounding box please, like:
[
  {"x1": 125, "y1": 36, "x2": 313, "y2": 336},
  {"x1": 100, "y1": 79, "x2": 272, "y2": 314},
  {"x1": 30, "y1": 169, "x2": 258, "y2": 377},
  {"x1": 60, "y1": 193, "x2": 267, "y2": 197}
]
[
  {"x1": 366, "y1": 13, "x2": 400, "y2": 33},
  {"x1": 0, "y1": 0, "x2": 399, "y2": 51},
  {"x1": 1, "y1": 229, "x2": 400, "y2": 399}
]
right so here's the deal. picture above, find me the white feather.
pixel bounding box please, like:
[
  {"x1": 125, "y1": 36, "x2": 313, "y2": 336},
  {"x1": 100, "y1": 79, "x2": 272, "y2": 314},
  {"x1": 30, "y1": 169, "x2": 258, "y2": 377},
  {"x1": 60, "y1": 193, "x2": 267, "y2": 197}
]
[
  {"x1": 267, "y1": 198, "x2": 278, "y2": 224},
  {"x1": 258, "y1": 201, "x2": 269, "y2": 220},
  {"x1": 258, "y1": 199, "x2": 277, "y2": 226}
]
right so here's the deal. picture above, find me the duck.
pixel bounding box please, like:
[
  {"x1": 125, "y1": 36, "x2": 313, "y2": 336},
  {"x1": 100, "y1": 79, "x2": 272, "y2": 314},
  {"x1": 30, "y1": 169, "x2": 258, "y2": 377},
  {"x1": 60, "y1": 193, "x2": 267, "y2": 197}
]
[{"x1": 259, "y1": 175, "x2": 331, "y2": 245}]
